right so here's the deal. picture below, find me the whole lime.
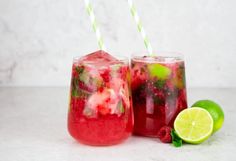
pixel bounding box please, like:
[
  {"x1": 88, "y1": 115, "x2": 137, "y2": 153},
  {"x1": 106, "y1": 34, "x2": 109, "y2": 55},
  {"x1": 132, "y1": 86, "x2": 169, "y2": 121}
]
[{"x1": 192, "y1": 100, "x2": 224, "y2": 133}]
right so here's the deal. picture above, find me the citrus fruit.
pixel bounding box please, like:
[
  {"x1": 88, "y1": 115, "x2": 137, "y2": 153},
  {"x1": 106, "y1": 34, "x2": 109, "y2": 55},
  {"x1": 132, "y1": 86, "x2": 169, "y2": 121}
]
[
  {"x1": 192, "y1": 100, "x2": 224, "y2": 133},
  {"x1": 174, "y1": 108, "x2": 213, "y2": 144},
  {"x1": 147, "y1": 64, "x2": 171, "y2": 79}
]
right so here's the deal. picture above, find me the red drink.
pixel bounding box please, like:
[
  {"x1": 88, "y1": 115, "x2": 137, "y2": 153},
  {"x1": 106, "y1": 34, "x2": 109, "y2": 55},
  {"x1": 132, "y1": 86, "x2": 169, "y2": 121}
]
[
  {"x1": 131, "y1": 55, "x2": 187, "y2": 137},
  {"x1": 68, "y1": 50, "x2": 133, "y2": 145}
]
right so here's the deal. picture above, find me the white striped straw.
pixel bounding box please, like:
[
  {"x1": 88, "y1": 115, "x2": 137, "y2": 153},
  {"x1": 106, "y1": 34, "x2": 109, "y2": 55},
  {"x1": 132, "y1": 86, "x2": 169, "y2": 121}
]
[
  {"x1": 127, "y1": 0, "x2": 153, "y2": 55},
  {"x1": 84, "y1": 0, "x2": 107, "y2": 51}
]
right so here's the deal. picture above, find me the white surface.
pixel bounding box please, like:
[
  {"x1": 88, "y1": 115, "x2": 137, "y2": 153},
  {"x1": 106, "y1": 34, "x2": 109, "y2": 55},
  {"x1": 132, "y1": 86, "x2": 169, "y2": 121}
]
[
  {"x1": 0, "y1": 87, "x2": 235, "y2": 161},
  {"x1": 0, "y1": 0, "x2": 236, "y2": 87}
]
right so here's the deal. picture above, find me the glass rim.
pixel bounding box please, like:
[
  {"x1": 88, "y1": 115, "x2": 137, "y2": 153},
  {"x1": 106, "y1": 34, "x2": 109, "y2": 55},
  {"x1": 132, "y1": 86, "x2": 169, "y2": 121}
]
[
  {"x1": 131, "y1": 51, "x2": 183, "y2": 57},
  {"x1": 131, "y1": 51, "x2": 184, "y2": 63},
  {"x1": 72, "y1": 51, "x2": 129, "y2": 65}
]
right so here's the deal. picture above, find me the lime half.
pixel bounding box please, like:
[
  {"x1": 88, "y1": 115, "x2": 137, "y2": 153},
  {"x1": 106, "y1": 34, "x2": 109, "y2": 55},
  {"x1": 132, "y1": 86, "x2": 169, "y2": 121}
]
[{"x1": 174, "y1": 108, "x2": 213, "y2": 144}]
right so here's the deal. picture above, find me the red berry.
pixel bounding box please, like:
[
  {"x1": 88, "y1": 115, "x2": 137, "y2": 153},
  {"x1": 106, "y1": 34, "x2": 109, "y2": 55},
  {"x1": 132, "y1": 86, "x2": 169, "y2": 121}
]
[
  {"x1": 72, "y1": 65, "x2": 84, "y2": 78},
  {"x1": 157, "y1": 126, "x2": 172, "y2": 143},
  {"x1": 72, "y1": 66, "x2": 78, "y2": 78},
  {"x1": 153, "y1": 88, "x2": 165, "y2": 99},
  {"x1": 79, "y1": 81, "x2": 93, "y2": 92},
  {"x1": 131, "y1": 77, "x2": 145, "y2": 90},
  {"x1": 176, "y1": 89, "x2": 188, "y2": 111},
  {"x1": 98, "y1": 86, "x2": 104, "y2": 92},
  {"x1": 97, "y1": 104, "x2": 111, "y2": 115},
  {"x1": 100, "y1": 70, "x2": 110, "y2": 82},
  {"x1": 118, "y1": 66, "x2": 128, "y2": 79},
  {"x1": 70, "y1": 97, "x2": 86, "y2": 122},
  {"x1": 70, "y1": 97, "x2": 86, "y2": 112}
]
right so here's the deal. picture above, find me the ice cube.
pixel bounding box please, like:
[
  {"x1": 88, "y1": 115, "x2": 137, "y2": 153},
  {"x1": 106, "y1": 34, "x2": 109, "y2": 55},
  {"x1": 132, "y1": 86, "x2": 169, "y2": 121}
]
[{"x1": 79, "y1": 50, "x2": 118, "y2": 66}]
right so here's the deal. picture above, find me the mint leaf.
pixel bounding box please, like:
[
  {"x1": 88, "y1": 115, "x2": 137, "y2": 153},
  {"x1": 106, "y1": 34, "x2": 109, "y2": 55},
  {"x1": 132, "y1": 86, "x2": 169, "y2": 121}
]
[
  {"x1": 117, "y1": 101, "x2": 125, "y2": 113},
  {"x1": 71, "y1": 77, "x2": 79, "y2": 97},
  {"x1": 75, "y1": 66, "x2": 84, "y2": 74},
  {"x1": 71, "y1": 88, "x2": 78, "y2": 97},
  {"x1": 171, "y1": 129, "x2": 182, "y2": 147},
  {"x1": 79, "y1": 70, "x2": 89, "y2": 84},
  {"x1": 153, "y1": 97, "x2": 164, "y2": 105},
  {"x1": 141, "y1": 67, "x2": 145, "y2": 73},
  {"x1": 71, "y1": 78, "x2": 90, "y2": 98},
  {"x1": 154, "y1": 80, "x2": 166, "y2": 89}
]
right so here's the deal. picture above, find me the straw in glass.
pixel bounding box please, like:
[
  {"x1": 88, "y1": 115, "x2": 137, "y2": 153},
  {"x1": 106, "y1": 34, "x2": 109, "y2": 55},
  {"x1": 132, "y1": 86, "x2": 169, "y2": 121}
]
[
  {"x1": 127, "y1": 0, "x2": 153, "y2": 55},
  {"x1": 84, "y1": 0, "x2": 107, "y2": 51}
]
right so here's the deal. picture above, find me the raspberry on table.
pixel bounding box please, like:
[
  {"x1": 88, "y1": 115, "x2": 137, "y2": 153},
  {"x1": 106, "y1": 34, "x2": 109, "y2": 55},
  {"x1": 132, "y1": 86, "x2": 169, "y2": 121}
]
[{"x1": 157, "y1": 126, "x2": 172, "y2": 143}]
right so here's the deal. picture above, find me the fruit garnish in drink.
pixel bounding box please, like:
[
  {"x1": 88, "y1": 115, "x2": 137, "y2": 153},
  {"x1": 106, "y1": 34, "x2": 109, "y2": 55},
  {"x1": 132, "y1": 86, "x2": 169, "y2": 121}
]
[
  {"x1": 83, "y1": 88, "x2": 125, "y2": 117},
  {"x1": 174, "y1": 108, "x2": 214, "y2": 144},
  {"x1": 192, "y1": 100, "x2": 224, "y2": 133},
  {"x1": 131, "y1": 61, "x2": 148, "y2": 90},
  {"x1": 172, "y1": 63, "x2": 186, "y2": 89},
  {"x1": 147, "y1": 64, "x2": 171, "y2": 80}
]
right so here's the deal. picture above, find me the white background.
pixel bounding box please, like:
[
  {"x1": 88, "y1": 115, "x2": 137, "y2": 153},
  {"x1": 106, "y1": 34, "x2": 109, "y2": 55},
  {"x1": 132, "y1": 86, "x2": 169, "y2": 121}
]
[{"x1": 0, "y1": 0, "x2": 235, "y2": 87}]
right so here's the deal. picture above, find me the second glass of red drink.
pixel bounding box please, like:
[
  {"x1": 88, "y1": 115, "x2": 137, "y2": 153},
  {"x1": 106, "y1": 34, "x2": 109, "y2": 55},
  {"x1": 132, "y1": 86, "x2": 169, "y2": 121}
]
[{"x1": 131, "y1": 53, "x2": 188, "y2": 137}]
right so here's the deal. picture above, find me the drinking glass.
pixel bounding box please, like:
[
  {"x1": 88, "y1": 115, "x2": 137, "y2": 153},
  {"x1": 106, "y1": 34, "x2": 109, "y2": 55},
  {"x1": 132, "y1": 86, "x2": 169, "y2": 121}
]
[
  {"x1": 131, "y1": 52, "x2": 187, "y2": 137},
  {"x1": 68, "y1": 51, "x2": 133, "y2": 145}
]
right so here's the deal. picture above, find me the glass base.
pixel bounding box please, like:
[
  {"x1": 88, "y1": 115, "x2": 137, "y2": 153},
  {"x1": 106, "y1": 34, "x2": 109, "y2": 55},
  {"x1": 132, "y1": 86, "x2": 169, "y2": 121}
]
[
  {"x1": 133, "y1": 130, "x2": 159, "y2": 138},
  {"x1": 73, "y1": 134, "x2": 131, "y2": 146}
]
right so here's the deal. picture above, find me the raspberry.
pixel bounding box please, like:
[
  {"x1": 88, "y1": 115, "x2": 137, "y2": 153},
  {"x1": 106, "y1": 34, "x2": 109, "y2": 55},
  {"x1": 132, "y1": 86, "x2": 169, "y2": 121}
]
[
  {"x1": 72, "y1": 68, "x2": 78, "y2": 77},
  {"x1": 71, "y1": 97, "x2": 86, "y2": 112},
  {"x1": 157, "y1": 126, "x2": 172, "y2": 143},
  {"x1": 131, "y1": 77, "x2": 145, "y2": 90},
  {"x1": 100, "y1": 70, "x2": 110, "y2": 82},
  {"x1": 72, "y1": 65, "x2": 84, "y2": 78},
  {"x1": 79, "y1": 81, "x2": 93, "y2": 92},
  {"x1": 70, "y1": 97, "x2": 86, "y2": 121},
  {"x1": 177, "y1": 89, "x2": 187, "y2": 110},
  {"x1": 118, "y1": 66, "x2": 128, "y2": 79},
  {"x1": 153, "y1": 88, "x2": 165, "y2": 99},
  {"x1": 98, "y1": 86, "x2": 104, "y2": 92},
  {"x1": 97, "y1": 104, "x2": 111, "y2": 115}
]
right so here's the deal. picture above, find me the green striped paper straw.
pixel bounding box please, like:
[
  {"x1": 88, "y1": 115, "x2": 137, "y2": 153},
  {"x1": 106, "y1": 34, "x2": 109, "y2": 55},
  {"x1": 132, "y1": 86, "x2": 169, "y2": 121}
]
[
  {"x1": 84, "y1": 0, "x2": 106, "y2": 51},
  {"x1": 127, "y1": 0, "x2": 153, "y2": 55}
]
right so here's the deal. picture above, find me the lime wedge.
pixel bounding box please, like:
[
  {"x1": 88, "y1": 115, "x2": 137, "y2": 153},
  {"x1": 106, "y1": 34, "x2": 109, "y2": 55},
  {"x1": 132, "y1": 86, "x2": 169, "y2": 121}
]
[
  {"x1": 174, "y1": 108, "x2": 213, "y2": 144},
  {"x1": 147, "y1": 64, "x2": 171, "y2": 80}
]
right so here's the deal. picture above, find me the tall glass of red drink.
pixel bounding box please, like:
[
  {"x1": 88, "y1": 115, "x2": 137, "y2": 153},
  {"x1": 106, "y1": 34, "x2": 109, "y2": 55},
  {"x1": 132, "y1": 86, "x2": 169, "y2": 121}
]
[
  {"x1": 68, "y1": 50, "x2": 133, "y2": 145},
  {"x1": 131, "y1": 53, "x2": 187, "y2": 137}
]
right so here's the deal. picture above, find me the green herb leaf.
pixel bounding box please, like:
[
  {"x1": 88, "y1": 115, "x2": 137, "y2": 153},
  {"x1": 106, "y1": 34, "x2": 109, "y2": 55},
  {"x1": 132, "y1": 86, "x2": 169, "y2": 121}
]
[
  {"x1": 140, "y1": 67, "x2": 145, "y2": 73},
  {"x1": 71, "y1": 88, "x2": 78, "y2": 97},
  {"x1": 153, "y1": 97, "x2": 164, "y2": 105},
  {"x1": 117, "y1": 101, "x2": 125, "y2": 113},
  {"x1": 71, "y1": 77, "x2": 79, "y2": 97},
  {"x1": 75, "y1": 66, "x2": 84, "y2": 74},
  {"x1": 154, "y1": 80, "x2": 166, "y2": 89},
  {"x1": 171, "y1": 129, "x2": 183, "y2": 147},
  {"x1": 79, "y1": 70, "x2": 90, "y2": 84}
]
